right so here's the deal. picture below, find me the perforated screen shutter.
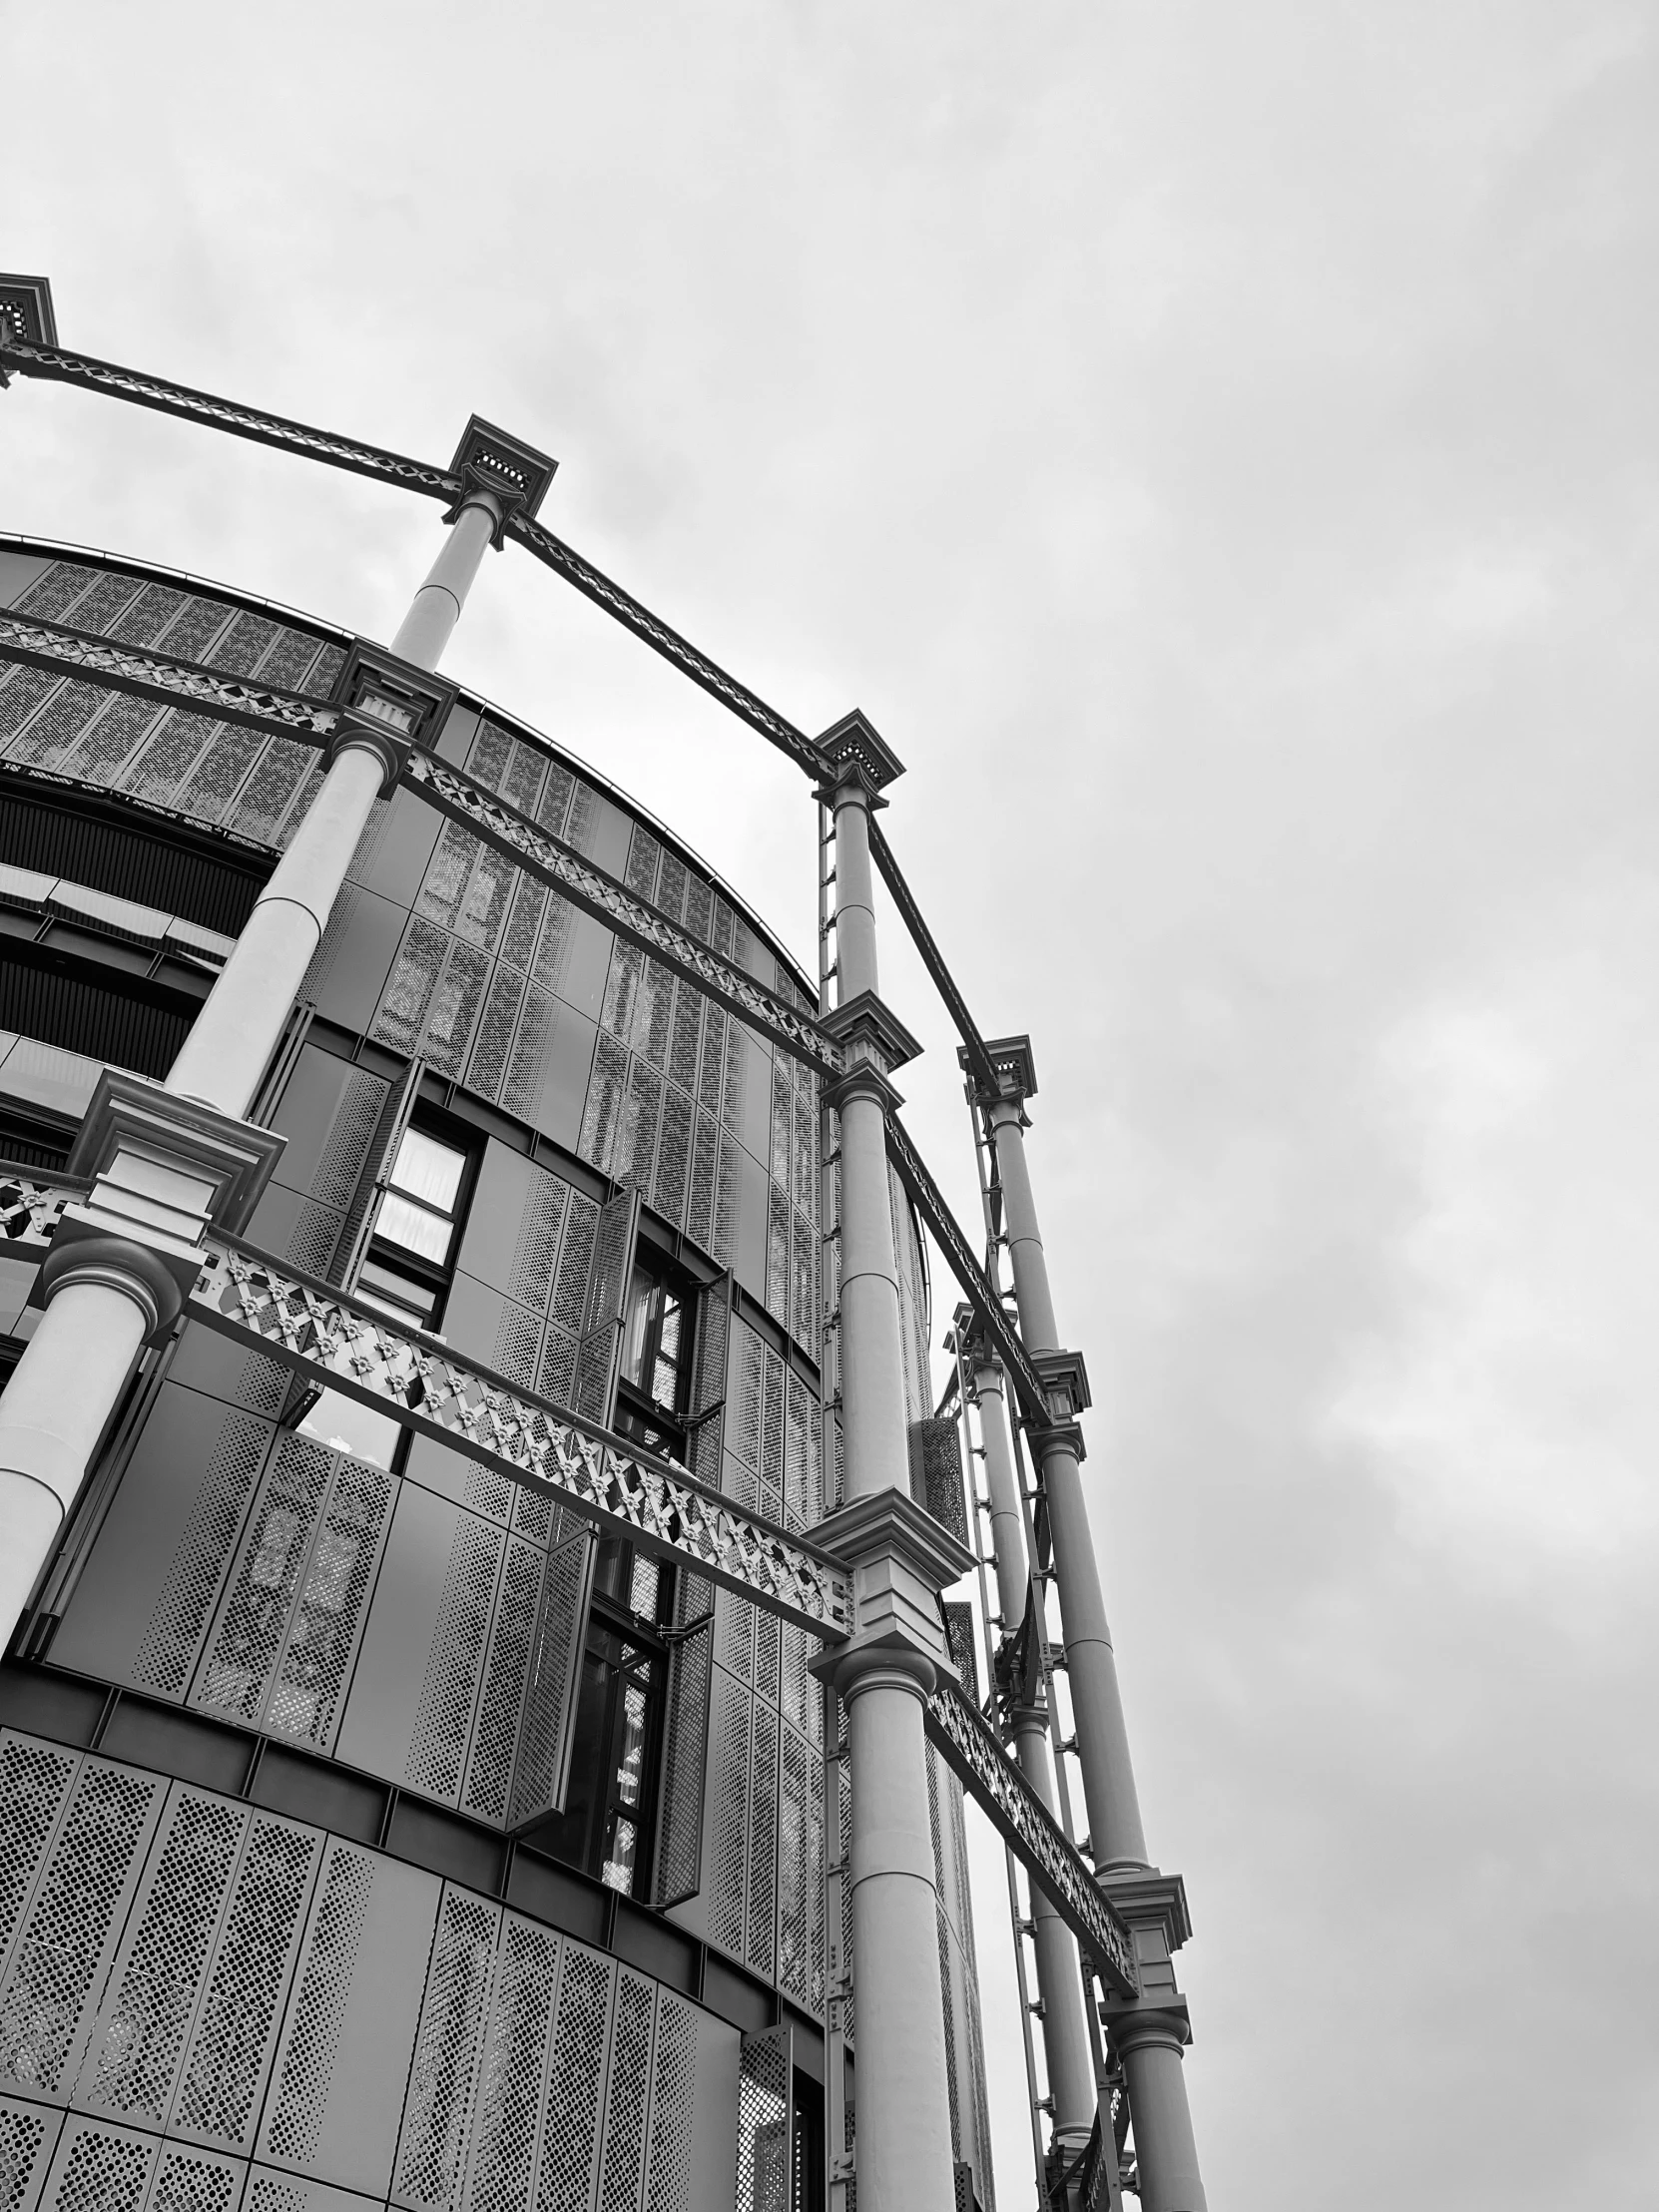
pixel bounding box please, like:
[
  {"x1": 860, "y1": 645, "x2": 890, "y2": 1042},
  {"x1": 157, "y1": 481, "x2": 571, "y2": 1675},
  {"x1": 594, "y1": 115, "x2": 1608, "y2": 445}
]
[
  {"x1": 332, "y1": 1055, "x2": 423, "y2": 1289},
  {"x1": 689, "y1": 1274, "x2": 732, "y2": 1489},
  {"x1": 736, "y1": 2026, "x2": 792, "y2": 2212},
  {"x1": 571, "y1": 1188, "x2": 640, "y2": 1425},
  {"x1": 650, "y1": 1601, "x2": 714, "y2": 1911},
  {"x1": 506, "y1": 1521, "x2": 598, "y2": 1835}
]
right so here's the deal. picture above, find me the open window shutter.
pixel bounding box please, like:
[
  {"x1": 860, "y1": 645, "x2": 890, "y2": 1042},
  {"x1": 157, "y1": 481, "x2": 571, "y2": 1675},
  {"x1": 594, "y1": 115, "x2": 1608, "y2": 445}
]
[
  {"x1": 571, "y1": 1187, "x2": 640, "y2": 1425},
  {"x1": 650, "y1": 1581, "x2": 714, "y2": 1910},
  {"x1": 333, "y1": 1056, "x2": 424, "y2": 1289},
  {"x1": 506, "y1": 1511, "x2": 599, "y2": 1834},
  {"x1": 737, "y1": 2026, "x2": 794, "y2": 2212},
  {"x1": 688, "y1": 1271, "x2": 733, "y2": 1487}
]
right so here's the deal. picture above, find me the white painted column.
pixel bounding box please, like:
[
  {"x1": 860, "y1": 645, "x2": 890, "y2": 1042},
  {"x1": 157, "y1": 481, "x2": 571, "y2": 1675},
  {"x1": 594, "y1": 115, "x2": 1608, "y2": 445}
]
[
  {"x1": 986, "y1": 1090, "x2": 1207, "y2": 2212},
  {"x1": 821, "y1": 751, "x2": 957, "y2": 2212},
  {"x1": 974, "y1": 1355, "x2": 1097, "y2": 2155},
  {"x1": 0, "y1": 490, "x2": 501, "y2": 1649}
]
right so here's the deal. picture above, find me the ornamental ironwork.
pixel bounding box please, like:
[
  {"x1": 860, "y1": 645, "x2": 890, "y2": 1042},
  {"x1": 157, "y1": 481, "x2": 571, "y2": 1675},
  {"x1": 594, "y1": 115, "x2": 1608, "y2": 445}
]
[
  {"x1": 0, "y1": 333, "x2": 461, "y2": 501},
  {"x1": 403, "y1": 750, "x2": 844, "y2": 1079},
  {"x1": 0, "y1": 612, "x2": 341, "y2": 740},
  {"x1": 924, "y1": 1678, "x2": 1140, "y2": 1998},
  {"x1": 882, "y1": 1107, "x2": 1052, "y2": 1428},
  {"x1": 0, "y1": 1171, "x2": 80, "y2": 1249},
  {"x1": 190, "y1": 1238, "x2": 850, "y2": 1643}
]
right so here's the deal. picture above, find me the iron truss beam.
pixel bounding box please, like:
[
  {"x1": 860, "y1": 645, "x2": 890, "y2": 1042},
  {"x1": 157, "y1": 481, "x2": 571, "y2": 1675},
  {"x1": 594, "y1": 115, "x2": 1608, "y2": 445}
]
[
  {"x1": 402, "y1": 753, "x2": 842, "y2": 1080},
  {"x1": 0, "y1": 334, "x2": 460, "y2": 502},
  {"x1": 924, "y1": 1679, "x2": 1139, "y2": 1998},
  {"x1": 0, "y1": 617, "x2": 839, "y2": 1079},
  {"x1": 0, "y1": 611, "x2": 342, "y2": 740},
  {"x1": 866, "y1": 819, "x2": 997, "y2": 1094},
  {"x1": 882, "y1": 1108, "x2": 1052, "y2": 1429}
]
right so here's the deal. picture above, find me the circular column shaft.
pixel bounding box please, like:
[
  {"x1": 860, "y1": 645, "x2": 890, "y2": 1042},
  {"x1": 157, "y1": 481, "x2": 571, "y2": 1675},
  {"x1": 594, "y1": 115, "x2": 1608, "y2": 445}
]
[
  {"x1": 1117, "y1": 2014, "x2": 1208, "y2": 2212},
  {"x1": 989, "y1": 1098, "x2": 1148, "y2": 1873},
  {"x1": 840, "y1": 1651, "x2": 958, "y2": 2212},
  {"x1": 831, "y1": 779, "x2": 879, "y2": 1001},
  {"x1": 0, "y1": 1256, "x2": 170, "y2": 1638},
  {"x1": 974, "y1": 1358, "x2": 1097, "y2": 2147},
  {"x1": 837, "y1": 1077, "x2": 910, "y2": 1502},
  {"x1": 390, "y1": 492, "x2": 500, "y2": 669}
]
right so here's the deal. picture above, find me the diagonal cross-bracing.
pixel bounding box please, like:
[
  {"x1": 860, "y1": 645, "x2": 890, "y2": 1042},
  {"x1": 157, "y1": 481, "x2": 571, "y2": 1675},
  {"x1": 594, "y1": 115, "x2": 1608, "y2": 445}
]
[{"x1": 0, "y1": 611, "x2": 342, "y2": 740}]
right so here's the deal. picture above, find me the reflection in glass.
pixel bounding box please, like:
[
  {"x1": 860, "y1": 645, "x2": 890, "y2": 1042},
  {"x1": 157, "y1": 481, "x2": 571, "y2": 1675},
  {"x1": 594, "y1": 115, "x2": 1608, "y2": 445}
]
[{"x1": 390, "y1": 1127, "x2": 466, "y2": 1212}]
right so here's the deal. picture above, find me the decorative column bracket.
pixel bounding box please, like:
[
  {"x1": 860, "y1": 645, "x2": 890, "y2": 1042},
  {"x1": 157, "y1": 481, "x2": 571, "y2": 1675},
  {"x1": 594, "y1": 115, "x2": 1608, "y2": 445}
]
[
  {"x1": 881, "y1": 1107, "x2": 1052, "y2": 1429},
  {"x1": 924, "y1": 1677, "x2": 1139, "y2": 2000}
]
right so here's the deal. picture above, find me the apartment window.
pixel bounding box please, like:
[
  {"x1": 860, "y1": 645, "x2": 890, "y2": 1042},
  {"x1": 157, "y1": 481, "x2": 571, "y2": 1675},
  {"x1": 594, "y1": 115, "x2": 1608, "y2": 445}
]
[
  {"x1": 614, "y1": 1258, "x2": 694, "y2": 1461},
  {"x1": 537, "y1": 1536, "x2": 673, "y2": 1899},
  {"x1": 296, "y1": 1116, "x2": 474, "y2": 1468}
]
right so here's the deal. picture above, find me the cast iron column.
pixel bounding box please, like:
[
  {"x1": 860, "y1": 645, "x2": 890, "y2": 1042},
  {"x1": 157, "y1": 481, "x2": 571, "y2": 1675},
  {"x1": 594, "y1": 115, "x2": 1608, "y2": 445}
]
[
  {"x1": 0, "y1": 422, "x2": 555, "y2": 1649},
  {"x1": 969, "y1": 1036, "x2": 1209, "y2": 2212},
  {"x1": 812, "y1": 711, "x2": 967, "y2": 2212}
]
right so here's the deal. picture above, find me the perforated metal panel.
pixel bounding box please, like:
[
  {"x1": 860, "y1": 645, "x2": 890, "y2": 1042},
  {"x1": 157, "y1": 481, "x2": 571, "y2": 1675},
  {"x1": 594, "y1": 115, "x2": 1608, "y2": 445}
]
[
  {"x1": 260, "y1": 1845, "x2": 376, "y2": 2170},
  {"x1": 650, "y1": 1608, "x2": 712, "y2": 1914},
  {"x1": 405, "y1": 1514, "x2": 505, "y2": 1804},
  {"x1": 507, "y1": 1525, "x2": 597, "y2": 1838},
  {"x1": 642, "y1": 1996, "x2": 698, "y2": 2212},
  {"x1": 705, "y1": 1671, "x2": 751, "y2": 1965},
  {"x1": 540, "y1": 1944, "x2": 612, "y2": 2212},
  {"x1": 572, "y1": 1191, "x2": 639, "y2": 1427},
  {"x1": 0, "y1": 1739, "x2": 77, "y2": 1969},
  {"x1": 0, "y1": 2093, "x2": 58, "y2": 2212},
  {"x1": 596, "y1": 1969, "x2": 654, "y2": 2212},
  {"x1": 463, "y1": 1537, "x2": 543, "y2": 1826},
  {"x1": 745, "y1": 1708, "x2": 779, "y2": 1984},
  {"x1": 391, "y1": 1887, "x2": 496, "y2": 2209},
  {"x1": 36, "y1": 2114, "x2": 155, "y2": 2212},
  {"x1": 0, "y1": 1755, "x2": 165, "y2": 2100},
  {"x1": 735, "y1": 2030, "x2": 789, "y2": 2212},
  {"x1": 465, "y1": 1913, "x2": 557, "y2": 2212}
]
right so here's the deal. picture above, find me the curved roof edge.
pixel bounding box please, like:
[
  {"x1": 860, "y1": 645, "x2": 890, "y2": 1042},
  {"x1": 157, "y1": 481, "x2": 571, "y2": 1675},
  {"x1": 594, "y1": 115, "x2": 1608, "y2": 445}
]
[{"x1": 0, "y1": 532, "x2": 818, "y2": 1005}]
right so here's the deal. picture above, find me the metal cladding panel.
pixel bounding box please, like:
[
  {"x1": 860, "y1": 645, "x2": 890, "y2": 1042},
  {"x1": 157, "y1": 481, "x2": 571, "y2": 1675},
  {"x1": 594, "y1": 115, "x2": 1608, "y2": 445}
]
[
  {"x1": 300, "y1": 885, "x2": 408, "y2": 1042},
  {"x1": 388, "y1": 1885, "x2": 496, "y2": 2209},
  {"x1": 731, "y1": 1150, "x2": 770, "y2": 1316},
  {"x1": 596, "y1": 1967, "x2": 655, "y2": 2212},
  {"x1": 257, "y1": 1843, "x2": 439, "y2": 2200},
  {"x1": 0, "y1": 2093, "x2": 60, "y2": 2212},
  {"x1": 51, "y1": 1382, "x2": 274, "y2": 1700},
  {"x1": 506, "y1": 1525, "x2": 596, "y2": 1837},
  {"x1": 353, "y1": 786, "x2": 444, "y2": 910},
  {"x1": 243, "y1": 2172, "x2": 385, "y2": 2211},
  {"x1": 333, "y1": 1480, "x2": 460, "y2": 1797},
  {"x1": 650, "y1": 1610, "x2": 712, "y2": 1914},
  {"x1": 644, "y1": 1994, "x2": 701, "y2": 2212},
  {"x1": 541, "y1": 1941, "x2": 614, "y2": 2211},
  {"x1": 735, "y1": 2029, "x2": 789, "y2": 2212}
]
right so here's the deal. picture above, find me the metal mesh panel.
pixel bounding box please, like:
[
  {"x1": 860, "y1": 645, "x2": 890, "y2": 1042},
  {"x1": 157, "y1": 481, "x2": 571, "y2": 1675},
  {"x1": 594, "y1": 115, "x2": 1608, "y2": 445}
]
[
  {"x1": 667, "y1": 987, "x2": 700, "y2": 1096},
  {"x1": 406, "y1": 1515, "x2": 506, "y2": 1804},
  {"x1": 421, "y1": 940, "x2": 491, "y2": 1077},
  {"x1": 467, "y1": 1913, "x2": 557, "y2": 2212},
  {"x1": 746, "y1": 1707, "x2": 779, "y2": 1982},
  {"x1": 650, "y1": 1610, "x2": 711, "y2": 1912},
  {"x1": 310, "y1": 1069, "x2": 389, "y2": 1214},
  {"x1": 271, "y1": 1455, "x2": 393, "y2": 1751},
  {"x1": 736, "y1": 2030, "x2": 789, "y2": 2212},
  {"x1": 193, "y1": 1435, "x2": 330, "y2": 1730},
  {"x1": 174, "y1": 1816, "x2": 318, "y2": 2149},
  {"x1": 262, "y1": 1844, "x2": 375, "y2": 2168},
  {"x1": 80, "y1": 1790, "x2": 245, "y2": 2124},
  {"x1": 716, "y1": 1591, "x2": 754, "y2": 1688},
  {"x1": 572, "y1": 1192, "x2": 637, "y2": 1427},
  {"x1": 766, "y1": 1186, "x2": 790, "y2": 1328},
  {"x1": 596, "y1": 1968, "x2": 654, "y2": 2212},
  {"x1": 461, "y1": 1459, "x2": 514, "y2": 1528},
  {"x1": 614, "y1": 1063, "x2": 662, "y2": 1195},
  {"x1": 38, "y1": 2117, "x2": 154, "y2": 2211},
  {"x1": 175, "y1": 727, "x2": 265, "y2": 826},
  {"x1": 502, "y1": 986, "x2": 557, "y2": 1122},
  {"x1": 706, "y1": 1672, "x2": 750, "y2": 1963},
  {"x1": 0, "y1": 2095, "x2": 55, "y2": 2211},
  {"x1": 633, "y1": 960, "x2": 673, "y2": 1072},
  {"x1": 937, "y1": 1909, "x2": 961, "y2": 2162},
  {"x1": 537, "y1": 1946, "x2": 611, "y2": 2212},
  {"x1": 373, "y1": 920, "x2": 452, "y2": 1059},
  {"x1": 244, "y1": 2178, "x2": 306, "y2": 2212},
  {"x1": 156, "y1": 597, "x2": 235, "y2": 666},
  {"x1": 942, "y1": 1603, "x2": 979, "y2": 1707},
  {"x1": 149, "y1": 2144, "x2": 241, "y2": 2211},
  {"x1": 511, "y1": 1173, "x2": 570, "y2": 1314},
  {"x1": 5, "y1": 681, "x2": 103, "y2": 769},
  {"x1": 754, "y1": 1614, "x2": 781, "y2": 1715},
  {"x1": 652, "y1": 1085, "x2": 693, "y2": 1228},
  {"x1": 551, "y1": 1198, "x2": 598, "y2": 1339},
  {"x1": 208, "y1": 611, "x2": 279, "y2": 676},
  {"x1": 908, "y1": 1420, "x2": 969, "y2": 1548},
  {"x1": 686, "y1": 1114, "x2": 719, "y2": 1258},
  {"x1": 695, "y1": 1011, "x2": 725, "y2": 1121},
  {"x1": 579, "y1": 1034, "x2": 629, "y2": 1178},
  {"x1": 508, "y1": 1526, "x2": 595, "y2": 1836},
  {"x1": 391, "y1": 1888, "x2": 496, "y2": 2208},
  {"x1": 625, "y1": 829, "x2": 661, "y2": 899},
  {"x1": 0, "y1": 1761, "x2": 163, "y2": 2098},
  {"x1": 777, "y1": 1728, "x2": 812, "y2": 2013},
  {"x1": 643, "y1": 1995, "x2": 698, "y2": 2212},
  {"x1": 0, "y1": 671, "x2": 57, "y2": 743},
  {"x1": 464, "y1": 1537, "x2": 545, "y2": 1826},
  {"x1": 15, "y1": 563, "x2": 94, "y2": 622},
  {"x1": 491, "y1": 1304, "x2": 540, "y2": 1391},
  {"x1": 600, "y1": 945, "x2": 641, "y2": 1043},
  {"x1": 0, "y1": 1737, "x2": 77, "y2": 1967}
]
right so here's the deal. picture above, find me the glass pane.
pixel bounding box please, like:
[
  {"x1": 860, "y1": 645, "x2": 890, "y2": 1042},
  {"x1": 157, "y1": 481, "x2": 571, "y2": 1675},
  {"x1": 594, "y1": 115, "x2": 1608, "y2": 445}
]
[
  {"x1": 375, "y1": 1190, "x2": 452, "y2": 1265},
  {"x1": 297, "y1": 1388, "x2": 400, "y2": 1470},
  {"x1": 621, "y1": 1267, "x2": 659, "y2": 1389},
  {"x1": 603, "y1": 1815, "x2": 638, "y2": 1896},
  {"x1": 615, "y1": 1679, "x2": 647, "y2": 1809},
  {"x1": 389, "y1": 1127, "x2": 465, "y2": 1213}
]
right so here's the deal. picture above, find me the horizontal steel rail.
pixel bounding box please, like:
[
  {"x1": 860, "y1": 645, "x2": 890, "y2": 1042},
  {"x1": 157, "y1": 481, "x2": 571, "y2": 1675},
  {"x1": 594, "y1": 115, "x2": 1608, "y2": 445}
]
[
  {"x1": 0, "y1": 611, "x2": 341, "y2": 740},
  {"x1": 882, "y1": 1108, "x2": 1052, "y2": 1428},
  {"x1": 866, "y1": 819, "x2": 998, "y2": 1093},
  {"x1": 924, "y1": 1678, "x2": 1139, "y2": 1997},
  {"x1": 0, "y1": 334, "x2": 461, "y2": 502},
  {"x1": 403, "y1": 752, "x2": 842, "y2": 1079}
]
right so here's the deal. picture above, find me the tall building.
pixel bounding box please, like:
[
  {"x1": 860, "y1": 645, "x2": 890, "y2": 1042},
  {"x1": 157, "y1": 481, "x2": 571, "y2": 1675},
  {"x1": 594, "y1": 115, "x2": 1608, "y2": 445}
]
[{"x1": 0, "y1": 277, "x2": 1208, "y2": 2212}]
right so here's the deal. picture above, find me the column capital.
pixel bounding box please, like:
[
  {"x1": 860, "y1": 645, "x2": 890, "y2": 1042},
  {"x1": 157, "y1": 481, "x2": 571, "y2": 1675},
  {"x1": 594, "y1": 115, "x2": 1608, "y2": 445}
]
[
  {"x1": 811, "y1": 1484, "x2": 974, "y2": 1688},
  {"x1": 823, "y1": 989, "x2": 922, "y2": 1090},
  {"x1": 330, "y1": 640, "x2": 457, "y2": 790},
  {"x1": 0, "y1": 273, "x2": 57, "y2": 352},
  {"x1": 1030, "y1": 1416, "x2": 1088, "y2": 1465},
  {"x1": 1101, "y1": 2002, "x2": 1193, "y2": 2056},
  {"x1": 443, "y1": 414, "x2": 558, "y2": 545},
  {"x1": 959, "y1": 1030, "x2": 1039, "y2": 1110},
  {"x1": 1034, "y1": 1347, "x2": 1092, "y2": 1417},
  {"x1": 814, "y1": 708, "x2": 904, "y2": 806},
  {"x1": 1097, "y1": 1868, "x2": 1193, "y2": 1952},
  {"x1": 49, "y1": 1071, "x2": 286, "y2": 1340}
]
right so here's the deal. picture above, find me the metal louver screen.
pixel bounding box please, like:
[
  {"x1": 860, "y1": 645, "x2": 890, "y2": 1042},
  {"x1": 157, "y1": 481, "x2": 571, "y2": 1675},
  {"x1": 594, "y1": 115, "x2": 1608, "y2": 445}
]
[
  {"x1": 571, "y1": 1187, "x2": 640, "y2": 1425},
  {"x1": 908, "y1": 1417, "x2": 969, "y2": 1547},
  {"x1": 650, "y1": 1605, "x2": 713, "y2": 1911},
  {"x1": 506, "y1": 1520, "x2": 598, "y2": 1835}
]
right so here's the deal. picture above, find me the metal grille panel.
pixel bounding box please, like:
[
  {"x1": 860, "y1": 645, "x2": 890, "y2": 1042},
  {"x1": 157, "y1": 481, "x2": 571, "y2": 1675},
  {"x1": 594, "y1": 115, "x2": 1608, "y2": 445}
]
[
  {"x1": 642, "y1": 1997, "x2": 697, "y2": 2212},
  {"x1": 391, "y1": 1888, "x2": 496, "y2": 2208},
  {"x1": 463, "y1": 1537, "x2": 543, "y2": 1827},
  {"x1": 405, "y1": 1515, "x2": 505, "y2": 1803},
  {"x1": 746, "y1": 1707, "x2": 779, "y2": 1983},
  {"x1": 735, "y1": 2031, "x2": 788, "y2": 2212},
  {"x1": 538, "y1": 1947, "x2": 611, "y2": 2212},
  {"x1": 467, "y1": 1914, "x2": 556, "y2": 2212},
  {"x1": 38, "y1": 2116, "x2": 154, "y2": 2212},
  {"x1": 261, "y1": 1845, "x2": 375, "y2": 2168},
  {"x1": 0, "y1": 2095, "x2": 55, "y2": 2212},
  {"x1": 0, "y1": 1738, "x2": 77, "y2": 1967},
  {"x1": 596, "y1": 1969, "x2": 653, "y2": 2212}
]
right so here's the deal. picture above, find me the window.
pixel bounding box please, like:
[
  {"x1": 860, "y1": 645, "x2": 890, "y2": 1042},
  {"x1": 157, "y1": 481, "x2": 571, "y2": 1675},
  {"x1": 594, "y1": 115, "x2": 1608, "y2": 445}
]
[
  {"x1": 296, "y1": 1116, "x2": 474, "y2": 1469},
  {"x1": 614, "y1": 1256, "x2": 695, "y2": 1461},
  {"x1": 534, "y1": 1536, "x2": 674, "y2": 1899}
]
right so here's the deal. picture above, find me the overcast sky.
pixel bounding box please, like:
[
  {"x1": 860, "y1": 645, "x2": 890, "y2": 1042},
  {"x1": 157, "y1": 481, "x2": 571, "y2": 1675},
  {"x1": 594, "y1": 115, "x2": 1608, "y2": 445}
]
[{"x1": 5, "y1": 4, "x2": 1657, "y2": 2205}]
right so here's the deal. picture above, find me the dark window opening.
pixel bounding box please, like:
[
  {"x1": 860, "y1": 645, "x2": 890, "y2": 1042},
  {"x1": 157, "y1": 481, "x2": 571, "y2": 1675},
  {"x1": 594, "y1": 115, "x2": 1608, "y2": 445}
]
[
  {"x1": 793, "y1": 2072, "x2": 826, "y2": 2212},
  {"x1": 535, "y1": 1536, "x2": 674, "y2": 1900},
  {"x1": 614, "y1": 1254, "x2": 695, "y2": 1463}
]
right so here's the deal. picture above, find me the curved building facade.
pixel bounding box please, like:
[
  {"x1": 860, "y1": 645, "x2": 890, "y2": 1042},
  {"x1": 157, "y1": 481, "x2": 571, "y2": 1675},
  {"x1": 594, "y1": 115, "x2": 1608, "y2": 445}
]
[{"x1": 0, "y1": 539, "x2": 991, "y2": 2212}]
